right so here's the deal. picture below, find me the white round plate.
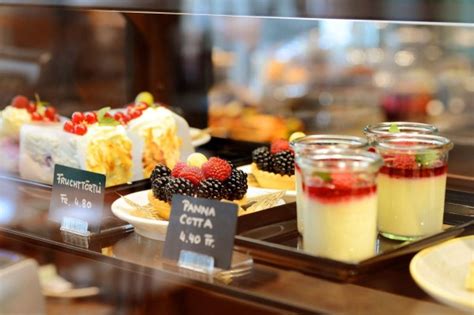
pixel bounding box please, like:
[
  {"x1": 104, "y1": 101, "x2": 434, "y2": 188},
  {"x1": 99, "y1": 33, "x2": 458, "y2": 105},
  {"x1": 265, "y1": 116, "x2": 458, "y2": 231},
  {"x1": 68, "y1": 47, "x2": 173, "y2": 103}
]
[
  {"x1": 111, "y1": 187, "x2": 286, "y2": 241},
  {"x1": 190, "y1": 128, "x2": 211, "y2": 147},
  {"x1": 410, "y1": 235, "x2": 474, "y2": 313},
  {"x1": 237, "y1": 164, "x2": 296, "y2": 201}
]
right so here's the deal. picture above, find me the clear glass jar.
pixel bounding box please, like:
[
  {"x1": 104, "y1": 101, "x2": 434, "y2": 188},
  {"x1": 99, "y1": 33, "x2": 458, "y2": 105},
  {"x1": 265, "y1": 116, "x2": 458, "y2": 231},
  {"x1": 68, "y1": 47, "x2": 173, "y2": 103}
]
[
  {"x1": 364, "y1": 122, "x2": 438, "y2": 145},
  {"x1": 290, "y1": 135, "x2": 368, "y2": 235},
  {"x1": 374, "y1": 134, "x2": 453, "y2": 240},
  {"x1": 297, "y1": 148, "x2": 382, "y2": 262}
]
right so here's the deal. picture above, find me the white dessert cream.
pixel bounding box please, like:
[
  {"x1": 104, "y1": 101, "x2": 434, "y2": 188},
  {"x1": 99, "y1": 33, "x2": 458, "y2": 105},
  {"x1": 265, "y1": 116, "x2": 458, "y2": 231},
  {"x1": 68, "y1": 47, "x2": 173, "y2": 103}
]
[
  {"x1": 302, "y1": 183, "x2": 378, "y2": 262},
  {"x1": 0, "y1": 106, "x2": 31, "y2": 139},
  {"x1": 377, "y1": 165, "x2": 447, "y2": 239}
]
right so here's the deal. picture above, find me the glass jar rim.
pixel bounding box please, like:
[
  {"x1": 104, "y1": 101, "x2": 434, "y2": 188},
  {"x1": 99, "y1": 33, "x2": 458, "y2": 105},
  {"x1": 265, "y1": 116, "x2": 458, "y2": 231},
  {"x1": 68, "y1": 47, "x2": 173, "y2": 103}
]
[
  {"x1": 296, "y1": 148, "x2": 383, "y2": 173},
  {"x1": 374, "y1": 133, "x2": 453, "y2": 152},
  {"x1": 290, "y1": 134, "x2": 368, "y2": 150},
  {"x1": 364, "y1": 122, "x2": 438, "y2": 136}
]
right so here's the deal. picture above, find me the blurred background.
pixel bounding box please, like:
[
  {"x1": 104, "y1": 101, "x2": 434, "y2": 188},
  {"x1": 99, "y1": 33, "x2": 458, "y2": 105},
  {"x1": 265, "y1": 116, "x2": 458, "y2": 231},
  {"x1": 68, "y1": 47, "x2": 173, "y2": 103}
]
[{"x1": 0, "y1": 5, "x2": 472, "y2": 143}]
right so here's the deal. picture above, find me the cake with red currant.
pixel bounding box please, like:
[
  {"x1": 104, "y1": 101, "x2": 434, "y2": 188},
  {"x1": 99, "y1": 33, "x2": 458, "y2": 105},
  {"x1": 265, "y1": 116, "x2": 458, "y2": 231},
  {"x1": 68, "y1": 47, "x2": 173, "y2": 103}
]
[
  {"x1": 19, "y1": 107, "x2": 133, "y2": 187},
  {"x1": 148, "y1": 153, "x2": 248, "y2": 219},
  {"x1": 251, "y1": 138, "x2": 296, "y2": 190},
  {"x1": 0, "y1": 94, "x2": 60, "y2": 173}
]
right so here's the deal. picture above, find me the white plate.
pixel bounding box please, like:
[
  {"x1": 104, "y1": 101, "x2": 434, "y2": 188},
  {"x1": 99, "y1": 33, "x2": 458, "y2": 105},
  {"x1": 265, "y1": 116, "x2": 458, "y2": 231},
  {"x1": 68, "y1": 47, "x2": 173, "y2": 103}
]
[
  {"x1": 238, "y1": 164, "x2": 296, "y2": 201},
  {"x1": 111, "y1": 187, "x2": 285, "y2": 241},
  {"x1": 190, "y1": 128, "x2": 211, "y2": 147},
  {"x1": 410, "y1": 235, "x2": 474, "y2": 313}
]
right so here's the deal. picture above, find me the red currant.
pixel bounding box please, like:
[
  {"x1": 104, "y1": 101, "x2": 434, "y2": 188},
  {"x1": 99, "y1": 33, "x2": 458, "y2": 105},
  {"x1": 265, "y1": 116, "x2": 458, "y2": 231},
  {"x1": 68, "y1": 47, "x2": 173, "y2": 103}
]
[
  {"x1": 129, "y1": 108, "x2": 142, "y2": 119},
  {"x1": 84, "y1": 112, "x2": 97, "y2": 124},
  {"x1": 72, "y1": 112, "x2": 84, "y2": 124},
  {"x1": 11, "y1": 95, "x2": 29, "y2": 109},
  {"x1": 135, "y1": 101, "x2": 148, "y2": 111},
  {"x1": 104, "y1": 112, "x2": 113, "y2": 119},
  {"x1": 63, "y1": 121, "x2": 74, "y2": 133},
  {"x1": 44, "y1": 107, "x2": 56, "y2": 121},
  {"x1": 122, "y1": 113, "x2": 131, "y2": 123},
  {"x1": 26, "y1": 102, "x2": 37, "y2": 113},
  {"x1": 113, "y1": 111, "x2": 125, "y2": 121},
  {"x1": 73, "y1": 123, "x2": 87, "y2": 136},
  {"x1": 31, "y1": 112, "x2": 42, "y2": 121}
]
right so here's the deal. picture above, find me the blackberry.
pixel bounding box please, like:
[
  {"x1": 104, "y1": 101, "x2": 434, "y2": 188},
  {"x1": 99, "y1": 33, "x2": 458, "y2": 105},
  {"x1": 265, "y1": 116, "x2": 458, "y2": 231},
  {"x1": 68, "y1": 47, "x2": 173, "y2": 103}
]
[
  {"x1": 252, "y1": 146, "x2": 272, "y2": 172},
  {"x1": 272, "y1": 150, "x2": 294, "y2": 176},
  {"x1": 196, "y1": 179, "x2": 224, "y2": 200},
  {"x1": 223, "y1": 169, "x2": 248, "y2": 201},
  {"x1": 166, "y1": 177, "x2": 195, "y2": 199},
  {"x1": 150, "y1": 164, "x2": 171, "y2": 182},
  {"x1": 152, "y1": 177, "x2": 171, "y2": 202}
]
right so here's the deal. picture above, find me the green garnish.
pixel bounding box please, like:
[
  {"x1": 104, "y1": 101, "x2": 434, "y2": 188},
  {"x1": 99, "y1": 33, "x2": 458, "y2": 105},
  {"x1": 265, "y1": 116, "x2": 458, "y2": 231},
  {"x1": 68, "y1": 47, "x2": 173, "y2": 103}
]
[
  {"x1": 314, "y1": 172, "x2": 332, "y2": 182},
  {"x1": 34, "y1": 93, "x2": 49, "y2": 115},
  {"x1": 416, "y1": 151, "x2": 438, "y2": 167},
  {"x1": 97, "y1": 106, "x2": 120, "y2": 127},
  {"x1": 389, "y1": 123, "x2": 400, "y2": 133}
]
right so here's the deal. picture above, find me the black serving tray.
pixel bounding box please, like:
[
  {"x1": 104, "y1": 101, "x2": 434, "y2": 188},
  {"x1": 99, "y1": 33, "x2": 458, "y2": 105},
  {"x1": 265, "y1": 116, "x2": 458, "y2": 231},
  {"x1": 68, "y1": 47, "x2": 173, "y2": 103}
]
[{"x1": 235, "y1": 189, "x2": 474, "y2": 282}]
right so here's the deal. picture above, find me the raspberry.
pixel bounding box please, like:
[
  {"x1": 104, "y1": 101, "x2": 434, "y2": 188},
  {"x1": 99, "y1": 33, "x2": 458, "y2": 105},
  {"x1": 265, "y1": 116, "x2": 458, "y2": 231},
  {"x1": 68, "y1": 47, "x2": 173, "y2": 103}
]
[
  {"x1": 171, "y1": 162, "x2": 187, "y2": 177},
  {"x1": 202, "y1": 157, "x2": 232, "y2": 181},
  {"x1": 177, "y1": 166, "x2": 204, "y2": 185},
  {"x1": 331, "y1": 173, "x2": 357, "y2": 189},
  {"x1": 392, "y1": 154, "x2": 417, "y2": 169},
  {"x1": 271, "y1": 139, "x2": 290, "y2": 154},
  {"x1": 11, "y1": 95, "x2": 29, "y2": 109}
]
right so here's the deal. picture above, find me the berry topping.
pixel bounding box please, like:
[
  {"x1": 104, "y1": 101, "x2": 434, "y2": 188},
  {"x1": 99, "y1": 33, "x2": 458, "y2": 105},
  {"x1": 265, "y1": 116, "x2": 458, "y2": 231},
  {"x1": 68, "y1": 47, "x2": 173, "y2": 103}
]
[
  {"x1": 72, "y1": 112, "x2": 84, "y2": 124},
  {"x1": 177, "y1": 166, "x2": 204, "y2": 185},
  {"x1": 84, "y1": 112, "x2": 97, "y2": 124},
  {"x1": 252, "y1": 147, "x2": 273, "y2": 172},
  {"x1": 134, "y1": 101, "x2": 148, "y2": 111},
  {"x1": 271, "y1": 139, "x2": 290, "y2": 154},
  {"x1": 63, "y1": 120, "x2": 74, "y2": 133},
  {"x1": 166, "y1": 177, "x2": 195, "y2": 198},
  {"x1": 128, "y1": 108, "x2": 143, "y2": 119},
  {"x1": 171, "y1": 162, "x2": 187, "y2": 177},
  {"x1": 392, "y1": 154, "x2": 417, "y2": 169},
  {"x1": 223, "y1": 169, "x2": 248, "y2": 201},
  {"x1": 73, "y1": 123, "x2": 88, "y2": 136},
  {"x1": 152, "y1": 177, "x2": 171, "y2": 202},
  {"x1": 197, "y1": 179, "x2": 224, "y2": 200},
  {"x1": 12, "y1": 95, "x2": 29, "y2": 109},
  {"x1": 26, "y1": 101, "x2": 37, "y2": 113},
  {"x1": 187, "y1": 153, "x2": 208, "y2": 168},
  {"x1": 331, "y1": 173, "x2": 357, "y2": 189},
  {"x1": 31, "y1": 112, "x2": 43, "y2": 121},
  {"x1": 272, "y1": 150, "x2": 294, "y2": 176},
  {"x1": 44, "y1": 107, "x2": 57, "y2": 121},
  {"x1": 151, "y1": 164, "x2": 171, "y2": 182},
  {"x1": 202, "y1": 157, "x2": 232, "y2": 181}
]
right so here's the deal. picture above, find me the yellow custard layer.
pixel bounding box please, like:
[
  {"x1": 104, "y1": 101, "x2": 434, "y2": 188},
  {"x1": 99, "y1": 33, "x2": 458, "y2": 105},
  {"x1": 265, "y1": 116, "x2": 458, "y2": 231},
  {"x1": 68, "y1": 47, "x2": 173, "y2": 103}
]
[{"x1": 0, "y1": 106, "x2": 31, "y2": 139}]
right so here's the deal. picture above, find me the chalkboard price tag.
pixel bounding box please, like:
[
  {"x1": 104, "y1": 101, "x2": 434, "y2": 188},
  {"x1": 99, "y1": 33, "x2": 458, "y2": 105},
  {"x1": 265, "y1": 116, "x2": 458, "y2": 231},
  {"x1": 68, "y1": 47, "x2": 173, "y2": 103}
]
[
  {"x1": 49, "y1": 164, "x2": 106, "y2": 235},
  {"x1": 163, "y1": 195, "x2": 238, "y2": 270}
]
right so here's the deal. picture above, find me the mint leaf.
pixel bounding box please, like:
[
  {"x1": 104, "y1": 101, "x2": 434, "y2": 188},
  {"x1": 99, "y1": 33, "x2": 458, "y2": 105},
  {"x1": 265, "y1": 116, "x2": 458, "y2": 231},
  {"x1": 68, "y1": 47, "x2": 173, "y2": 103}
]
[
  {"x1": 313, "y1": 172, "x2": 331, "y2": 182},
  {"x1": 389, "y1": 123, "x2": 400, "y2": 133},
  {"x1": 96, "y1": 106, "x2": 111, "y2": 121},
  {"x1": 416, "y1": 151, "x2": 438, "y2": 166},
  {"x1": 99, "y1": 117, "x2": 120, "y2": 127}
]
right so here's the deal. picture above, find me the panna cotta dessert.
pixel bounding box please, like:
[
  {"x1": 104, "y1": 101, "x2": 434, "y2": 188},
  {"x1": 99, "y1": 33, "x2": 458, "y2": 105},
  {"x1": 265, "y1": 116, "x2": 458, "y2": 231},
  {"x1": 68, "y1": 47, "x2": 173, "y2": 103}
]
[
  {"x1": 375, "y1": 134, "x2": 453, "y2": 240},
  {"x1": 364, "y1": 121, "x2": 438, "y2": 145},
  {"x1": 298, "y1": 149, "x2": 382, "y2": 263},
  {"x1": 290, "y1": 135, "x2": 368, "y2": 235}
]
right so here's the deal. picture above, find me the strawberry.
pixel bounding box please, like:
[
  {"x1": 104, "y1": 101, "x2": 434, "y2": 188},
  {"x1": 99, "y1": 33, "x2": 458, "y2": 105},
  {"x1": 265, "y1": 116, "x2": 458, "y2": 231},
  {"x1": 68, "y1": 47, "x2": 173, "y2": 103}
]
[
  {"x1": 392, "y1": 154, "x2": 417, "y2": 169},
  {"x1": 271, "y1": 139, "x2": 290, "y2": 154},
  {"x1": 202, "y1": 157, "x2": 232, "y2": 181},
  {"x1": 177, "y1": 166, "x2": 204, "y2": 185},
  {"x1": 12, "y1": 95, "x2": 29, "y2": 109},
  {"x1": 331, "y1": 173, "x2": 357, "y2": 189},
  {"x1": 171, "y1": 162, "x2": 187, "y2": 177}
]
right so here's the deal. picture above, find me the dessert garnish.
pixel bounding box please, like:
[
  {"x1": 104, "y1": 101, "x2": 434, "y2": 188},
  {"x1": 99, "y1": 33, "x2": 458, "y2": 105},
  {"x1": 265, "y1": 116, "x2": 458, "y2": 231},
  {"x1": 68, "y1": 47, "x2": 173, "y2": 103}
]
[
  {"x1": 252, "y1": 137, "x2": 296, "y2": 176},
  {"x1": 150, "y1": 153, "x2": 247, "y2": 203},
  {"x1": 11, "y1": 94, "x2": 59, "y2": 122},
  {"x1": 389, "y1": 123, "x2": 400, "y2": 133}
]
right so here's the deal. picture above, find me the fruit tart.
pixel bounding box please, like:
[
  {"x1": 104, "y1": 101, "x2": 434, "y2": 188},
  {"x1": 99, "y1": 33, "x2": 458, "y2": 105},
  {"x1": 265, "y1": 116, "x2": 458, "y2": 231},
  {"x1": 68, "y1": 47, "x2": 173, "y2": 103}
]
[
  {"x1": 0, "y1": 94, "x2": 60, "y2": 173},
  {"x1": 148, "y1": 153, "x2": 249, "y2": 219},
  {"x1": 250, "y1": 134, "x2": 303, "y2": 190}
]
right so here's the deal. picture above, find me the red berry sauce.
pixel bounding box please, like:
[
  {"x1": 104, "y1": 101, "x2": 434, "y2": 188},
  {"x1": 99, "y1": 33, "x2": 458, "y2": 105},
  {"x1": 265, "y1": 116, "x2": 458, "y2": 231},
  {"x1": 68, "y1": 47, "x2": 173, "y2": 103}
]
[
  {"x1": 303, "y1": 182, "x2": 376, "y2": 203},
  {"x1": 380, "y1": 164, "x2": 447, "y2": 179}
]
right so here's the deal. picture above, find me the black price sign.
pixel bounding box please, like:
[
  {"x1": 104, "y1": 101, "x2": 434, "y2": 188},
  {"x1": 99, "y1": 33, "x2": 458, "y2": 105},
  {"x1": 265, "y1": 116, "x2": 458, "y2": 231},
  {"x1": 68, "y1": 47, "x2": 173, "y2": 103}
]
[
  {"x1": 49, "y1": 164, "x2": 106, "y2": 235},
  {"x1": 163, "y1": 195, "x2": 238, "y2": 270}
]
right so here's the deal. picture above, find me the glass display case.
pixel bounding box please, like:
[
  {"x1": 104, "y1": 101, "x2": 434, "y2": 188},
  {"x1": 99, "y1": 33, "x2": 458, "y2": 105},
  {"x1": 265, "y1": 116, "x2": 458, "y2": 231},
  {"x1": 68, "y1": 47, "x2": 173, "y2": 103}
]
[{"x1": 0, "y1": 1, "x2": 473, "y2": 313}]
